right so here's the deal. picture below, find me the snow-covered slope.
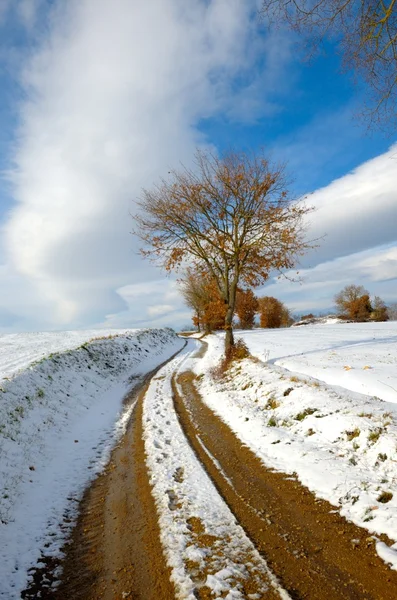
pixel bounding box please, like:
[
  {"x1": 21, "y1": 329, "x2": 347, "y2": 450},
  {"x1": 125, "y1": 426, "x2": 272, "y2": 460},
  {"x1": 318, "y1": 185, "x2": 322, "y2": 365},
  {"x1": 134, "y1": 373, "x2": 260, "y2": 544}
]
[
  {"x1": 0, "y1": 328, "x2": 184, "y2": 599},
  {"x1": 0, "y1": 328, "x2": 138, "y2": 380},
  {"x1": 196, "y1": 326, "x2": 397, "y2": 569}
]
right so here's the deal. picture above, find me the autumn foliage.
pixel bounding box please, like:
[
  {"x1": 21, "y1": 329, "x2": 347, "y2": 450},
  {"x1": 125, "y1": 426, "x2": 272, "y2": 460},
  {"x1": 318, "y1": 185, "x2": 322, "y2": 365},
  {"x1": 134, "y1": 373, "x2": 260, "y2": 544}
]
[
  {"x1": 235, "y1": 288, "x2": 259, "y2": 329},
  {"x1": 258, "y1": 296, "x2": 291, "y2": 328},
  {"x1": 334, "y1": 285, "x2": 388, "y2": 322}
]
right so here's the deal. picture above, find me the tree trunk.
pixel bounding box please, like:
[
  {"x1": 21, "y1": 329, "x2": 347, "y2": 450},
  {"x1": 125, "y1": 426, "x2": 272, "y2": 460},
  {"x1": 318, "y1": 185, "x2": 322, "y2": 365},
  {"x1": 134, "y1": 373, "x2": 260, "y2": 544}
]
[
  {"x1": 224, "y1": 303, "x2": 234, "y2": 352},
  {"x1": 224, "y1": 277, "x2": 238, "y2": 354}
]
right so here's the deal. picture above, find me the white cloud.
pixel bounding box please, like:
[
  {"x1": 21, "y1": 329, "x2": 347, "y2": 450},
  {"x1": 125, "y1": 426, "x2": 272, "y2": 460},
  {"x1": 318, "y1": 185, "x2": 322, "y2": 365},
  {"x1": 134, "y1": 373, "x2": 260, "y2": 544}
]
[
  {"x1": 1, "y1": 0, "x2": 293, "y2": 330},
  {"x1": 147, "y1": 304, "x2": 175, "y2": 317},
  {"x1": 302, "y1": 144, "x2": 397, "y2": 267},
  {"x1": 260, "y1": 242, "x2": 397, "y2": 314}
]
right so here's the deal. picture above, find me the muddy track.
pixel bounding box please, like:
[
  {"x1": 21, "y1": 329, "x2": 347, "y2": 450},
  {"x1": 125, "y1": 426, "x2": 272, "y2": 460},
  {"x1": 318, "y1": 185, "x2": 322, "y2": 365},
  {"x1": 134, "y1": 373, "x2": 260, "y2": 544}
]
[
  {"x1": 173, "y1": 369, "x2": 397, "y2": 600},
  {"x1": 20, "y1": 339, "x2": 397, "y2": 600},
  {"x1": 21, "y1": 348, "x2": 187, "y2": 600}
]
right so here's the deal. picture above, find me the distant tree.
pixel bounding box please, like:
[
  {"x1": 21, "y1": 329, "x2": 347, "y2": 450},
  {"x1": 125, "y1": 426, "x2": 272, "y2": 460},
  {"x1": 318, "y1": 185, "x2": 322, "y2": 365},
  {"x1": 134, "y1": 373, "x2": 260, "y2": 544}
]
[
  {"x1": 350, "y1": 294, "x2": 373, "y2": 321},
  {"x1": 261, "y1": 0, "x2": 397, "y2": 129},
  {"x1": 201, "y1": 278, "x2": 228, "y2": 332},
  {"x1": 371, "y1": 296, "x2": 389, "y2": 321},
  {"x1": 334, "y1": 284, "x2": 371, "y2": 320},
  {"x1": 300, "y1": 313, "x2": 316, "y2": 320},
  {"x1": 133, "y1": 149, "x2": 313, "y2": 354},
  {"x1": 258, "y1": 296, "x2": 290, "y2": 328},
  {"x1": 179, "y1": 268, "x2": 227, "y2": 332},
  {"x1": 281, "y1": 305, "x2": 294, "y2": 327},
  {"x1": 387, "y1": 302, "x2": 397, "y2": 321},
  {"x1": 235, "y1": 288, "x2": 259, "y2": 329},
  {"x1": 179, "y1": 268, "x2": 206, "y2": 331}
]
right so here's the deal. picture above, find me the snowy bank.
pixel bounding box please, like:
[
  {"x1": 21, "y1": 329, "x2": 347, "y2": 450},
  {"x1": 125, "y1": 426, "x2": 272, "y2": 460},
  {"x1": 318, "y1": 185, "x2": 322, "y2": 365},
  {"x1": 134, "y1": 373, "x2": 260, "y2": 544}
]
[
  {"x1": 0, "y1": 328, "x2": 184, "y2": 599},
  {"x1": 196, "y1": 328, "x2": 397, "y2": 570}
]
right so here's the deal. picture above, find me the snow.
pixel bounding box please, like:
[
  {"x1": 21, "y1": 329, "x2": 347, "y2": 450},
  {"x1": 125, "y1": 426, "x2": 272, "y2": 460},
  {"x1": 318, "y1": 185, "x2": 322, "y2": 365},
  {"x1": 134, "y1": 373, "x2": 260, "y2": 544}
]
[
  {"x1": 195, "y1": 323, "x2": 397, "y2": 570},
  {"x1": 142, "y1": 340, "x2": 289, "y2": 600},
  {"x1": 237, "y1": 322, "x2": 397, "y2": 403},
  {"x1": 0, "y1": 328, "x2": 137, "y2": 380},
  {"x1": 0, "y1": 328, "x2": 184, "y2": 599}
]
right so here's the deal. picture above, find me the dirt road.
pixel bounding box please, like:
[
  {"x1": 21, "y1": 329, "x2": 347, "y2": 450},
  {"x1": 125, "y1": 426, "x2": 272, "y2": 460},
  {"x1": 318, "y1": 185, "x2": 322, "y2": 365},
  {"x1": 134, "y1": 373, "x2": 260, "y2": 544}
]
[{"x1": 22, "y1": 340, "x2": 397, "y2": 599}]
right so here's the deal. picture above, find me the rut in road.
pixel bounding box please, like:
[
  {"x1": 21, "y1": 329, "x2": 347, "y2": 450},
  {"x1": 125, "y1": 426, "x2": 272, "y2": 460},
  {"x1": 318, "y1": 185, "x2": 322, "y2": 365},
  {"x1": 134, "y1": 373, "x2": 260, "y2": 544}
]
[{"x1": 173, "y1": 368, "x2": 397, "y2": 600}]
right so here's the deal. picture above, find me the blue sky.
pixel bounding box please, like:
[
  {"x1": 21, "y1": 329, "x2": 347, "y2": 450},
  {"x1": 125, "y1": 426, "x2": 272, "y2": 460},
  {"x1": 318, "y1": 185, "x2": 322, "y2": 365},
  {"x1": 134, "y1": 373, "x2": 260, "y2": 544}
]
[{"x1": 0, "y1": 0, "x2": 396, "y2": 332}]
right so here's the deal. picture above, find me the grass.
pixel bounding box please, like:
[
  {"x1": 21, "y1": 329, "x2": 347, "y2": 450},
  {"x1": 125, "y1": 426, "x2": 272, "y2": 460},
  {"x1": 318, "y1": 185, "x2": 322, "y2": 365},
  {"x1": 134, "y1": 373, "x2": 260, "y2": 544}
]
[
  {"x1": 265, "y1": 396, "x2": 280, "y2": 410},
  {"x1": 345, "y1": 428, "x2": 360, "y2": 441},
  {"x1": 368, "y1": 428, "x2": 383, "y2": 444},
  {"x1": 295, "y1": 408, "x2": 317, "y2": 421}
]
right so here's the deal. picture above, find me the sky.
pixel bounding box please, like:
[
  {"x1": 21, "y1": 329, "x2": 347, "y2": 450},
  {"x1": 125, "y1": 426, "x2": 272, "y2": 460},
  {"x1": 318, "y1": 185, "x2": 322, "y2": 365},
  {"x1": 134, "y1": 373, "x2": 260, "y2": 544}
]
[{"x1": 0, "y1": 0, "x2": 396, "y2": 332}]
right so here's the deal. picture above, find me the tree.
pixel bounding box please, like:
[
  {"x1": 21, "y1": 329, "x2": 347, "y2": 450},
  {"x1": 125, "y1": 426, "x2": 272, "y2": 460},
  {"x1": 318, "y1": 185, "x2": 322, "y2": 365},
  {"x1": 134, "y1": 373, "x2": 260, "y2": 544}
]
[
  {"x1": 235, "y1": 288, "x2": 259, "y2": 329},
  {"x1": 179, "y1": 267, "x2": 208, "y2": 332},
  {"x1": 201, "y1": 277, "x2": 228, "y2": 332},
  {"x1": 334, "y1": 284, "x2": 372, "y2": 320},
  {"x1": 371, "y1": 295, "x2": 389, "y2": 321},
  {"x1": 179, "y1": 268, "x2": 227, "y2": 332},
  {"x1": 350, "y1": 294, "x2": 373, "y2": 321},
  {"x1": 258, "y1": 296, "x2": 290, "y2": 328},
  {"x1": 133, "y1": 150, "x2": 313, "y2": 353},
  {"x1": 261, "y1": 0, "x2": 397, "y2": 128},
  {"x1": 387, "y1": 302, "x2": 397, "y2": 320}
]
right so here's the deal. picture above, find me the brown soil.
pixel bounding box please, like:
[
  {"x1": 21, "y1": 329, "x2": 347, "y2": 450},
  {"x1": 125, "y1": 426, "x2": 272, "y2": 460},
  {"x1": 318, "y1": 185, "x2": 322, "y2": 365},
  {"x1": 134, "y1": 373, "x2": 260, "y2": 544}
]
[
  {"x1": 174, "y1": 369, "x2": 397, "y2": 600},
  {"x1": 21, "y1": 361, "x2": 181, "y2": 600}
]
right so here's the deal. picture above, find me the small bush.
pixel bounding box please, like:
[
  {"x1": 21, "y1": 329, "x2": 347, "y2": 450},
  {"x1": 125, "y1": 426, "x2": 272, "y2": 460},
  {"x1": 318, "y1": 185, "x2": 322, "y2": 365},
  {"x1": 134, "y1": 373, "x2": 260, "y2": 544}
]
[
  {"x1": 265, "y1": 396, "x2": 280, "y2": 410},
  {"x1": 295, "y1": 408, "x2": 317, "y2": 421},
  {"x1": 377, "y1": 491, "x2": 393, "y2": 504},
  {"x1": 345, "y1": 428, "x2": 360, "y2": 441},
  {"x1": 267, "y1": 416, "x2": 277, "y2": 427},
  {"x1": 211, "y1": 339, "x2": 250, "y2": 378},
  {"x1": 368, "y1": 428, "x2": 383, "y2": 444},
  {"x1": 37, "y1": 389, "x2": 45, "y2": 398}
]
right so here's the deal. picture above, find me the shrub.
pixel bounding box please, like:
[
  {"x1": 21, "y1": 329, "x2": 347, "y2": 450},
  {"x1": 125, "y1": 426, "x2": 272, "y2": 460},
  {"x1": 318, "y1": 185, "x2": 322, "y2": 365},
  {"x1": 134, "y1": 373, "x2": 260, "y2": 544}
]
[
  {"x1": 377, "y1": 491, "x2": 393, "y2": 504},
  {"x1": 295, "y1": 408, "x2": 317, "y2": 421},
  {"x1": 210, "y1": 339, "x2": 250, "y2": 378},
  {"x1": 345, "y1": 428, "x2": 360, "y2": 441}
]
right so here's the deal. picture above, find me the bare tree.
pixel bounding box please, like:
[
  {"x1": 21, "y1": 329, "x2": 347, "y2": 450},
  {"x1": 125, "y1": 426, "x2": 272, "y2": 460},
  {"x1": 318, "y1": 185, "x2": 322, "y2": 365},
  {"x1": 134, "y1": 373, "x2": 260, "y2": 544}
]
[
  {"x1": 261, "y1": 0, "x2": 397, "y2": 128},
  {"x1": 388, "y1": 302, "x2": 397, "y2": 320},
  {"x1": 133, "y1": 150, "x2": 313, "y2": 353},
  {"x1": 371, "y1": 295, "x2": 389, "y2": 321},
  {"x1": 178, "y1": 268, "x2": 208, "y2": 332}
]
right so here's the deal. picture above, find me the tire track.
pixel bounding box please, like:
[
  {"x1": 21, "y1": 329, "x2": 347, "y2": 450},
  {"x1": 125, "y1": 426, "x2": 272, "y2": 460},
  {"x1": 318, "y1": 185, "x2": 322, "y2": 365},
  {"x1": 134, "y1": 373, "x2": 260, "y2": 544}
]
[
  {"x1": 172, "y1": 367, "x2": 397, "y2": 600},
  {"x1": 141, "y1": 341, "x2": 289, "y2": 599}
]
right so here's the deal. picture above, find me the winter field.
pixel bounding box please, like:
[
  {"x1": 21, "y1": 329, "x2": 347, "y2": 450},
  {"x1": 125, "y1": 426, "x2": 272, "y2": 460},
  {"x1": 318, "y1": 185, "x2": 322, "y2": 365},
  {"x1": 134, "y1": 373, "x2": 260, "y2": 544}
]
[
  {"x1": 0, "y1": 328, "x2": 184, "y2": 598},
  {"x1": 197, "y1": 322, "x2": 397, "y2": 569},
  {"x1": 1, "y1": 322, "x2": 397, "y2": 598}
]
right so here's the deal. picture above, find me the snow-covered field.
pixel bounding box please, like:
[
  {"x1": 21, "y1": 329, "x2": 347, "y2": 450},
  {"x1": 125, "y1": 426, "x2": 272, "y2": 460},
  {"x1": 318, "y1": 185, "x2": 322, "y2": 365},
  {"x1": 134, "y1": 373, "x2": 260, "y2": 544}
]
[
  {"x1": 0, "y1": 328, "x2": 184, "y2": 599},
  {"x1": 197, "y1": 322, "x2": 397, "y2": 569},
  {"x1": 237, "y1": 321, "x2": 397, "y2": 403},
  {"x1": 0, "y1": 329, "x2": 137, "y2": 380}
]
